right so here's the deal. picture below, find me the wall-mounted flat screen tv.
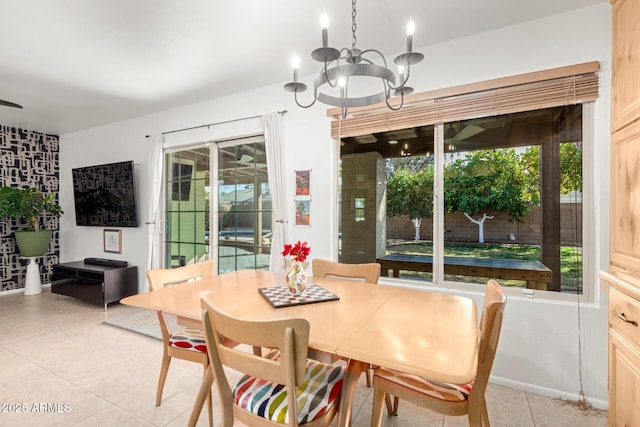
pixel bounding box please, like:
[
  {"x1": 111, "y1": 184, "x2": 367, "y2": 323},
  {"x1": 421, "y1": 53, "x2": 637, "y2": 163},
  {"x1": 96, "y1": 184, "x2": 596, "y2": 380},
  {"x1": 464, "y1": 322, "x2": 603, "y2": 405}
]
[{"x1": 72, "y1": 160, "x2": 139, "y2": 227}]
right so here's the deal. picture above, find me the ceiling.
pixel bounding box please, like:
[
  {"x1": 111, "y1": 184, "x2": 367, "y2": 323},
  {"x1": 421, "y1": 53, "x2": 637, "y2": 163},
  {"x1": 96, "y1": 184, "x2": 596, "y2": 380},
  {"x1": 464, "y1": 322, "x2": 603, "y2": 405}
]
[{"x1": 0, "y1": 0, "x2": 606, "y2": 136}]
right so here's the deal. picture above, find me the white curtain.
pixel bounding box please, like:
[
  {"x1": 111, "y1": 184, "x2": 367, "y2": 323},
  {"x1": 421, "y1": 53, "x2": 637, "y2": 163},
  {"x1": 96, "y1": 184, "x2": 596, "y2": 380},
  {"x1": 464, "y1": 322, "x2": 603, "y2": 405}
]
[
  {"x1": 263, "y1": 113, "x2": 288, "y2": 272},
  {"x1": 144, "y1": 134, "x2": 164, "y2": 289}
]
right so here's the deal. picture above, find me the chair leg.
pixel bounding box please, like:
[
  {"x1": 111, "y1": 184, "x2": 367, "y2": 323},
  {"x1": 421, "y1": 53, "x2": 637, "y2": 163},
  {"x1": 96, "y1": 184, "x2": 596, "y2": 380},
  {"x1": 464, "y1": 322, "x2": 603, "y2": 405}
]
[
  {"x1": 384, "y1": 394, "x2": 399, "y2": 415},
  {"x1": 155, "y1": 354, "x2": 172, "y2": 406},
  {"x1": 206, "y1": 392, "x2": 213, "y2": 427},
  {"x1": 365, "y1": 366, "x2": 372, "y2": 387},
  {"x1": 467, "y1": 400, "x2": 489, "y2": 427},
  {"x1": 481, "y1": 400, "x2": 490, "y2": 426},
  {"x1": 371, "y1": 388, "x2": 386, "y2": 427},
  {"x1": 188, "y1": 367, "x2": 215, "y2": 427},
  {"x1": 204, "y1": 364, "x2": 213, "y2": 427}
]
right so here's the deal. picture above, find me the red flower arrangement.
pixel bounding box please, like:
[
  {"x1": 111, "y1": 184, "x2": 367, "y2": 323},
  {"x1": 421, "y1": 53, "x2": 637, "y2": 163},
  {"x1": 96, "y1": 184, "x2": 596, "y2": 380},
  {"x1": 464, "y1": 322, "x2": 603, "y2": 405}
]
[{"x1": 281, "y1": 241, "x2": 311, "y2": 263}]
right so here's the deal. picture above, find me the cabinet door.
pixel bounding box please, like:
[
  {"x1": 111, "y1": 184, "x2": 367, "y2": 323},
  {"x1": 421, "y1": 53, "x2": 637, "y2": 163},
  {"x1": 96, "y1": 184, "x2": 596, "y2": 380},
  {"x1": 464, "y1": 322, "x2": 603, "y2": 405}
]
[
  {"x1": 610, "y1": 121, "x2": 640, "y2": 274},
  {"x1": 609, "y1": 331, "x2": 640, "y2": 427},
  {"x1": 611, "y1": 0, "x2": 640, "y2": 132}
]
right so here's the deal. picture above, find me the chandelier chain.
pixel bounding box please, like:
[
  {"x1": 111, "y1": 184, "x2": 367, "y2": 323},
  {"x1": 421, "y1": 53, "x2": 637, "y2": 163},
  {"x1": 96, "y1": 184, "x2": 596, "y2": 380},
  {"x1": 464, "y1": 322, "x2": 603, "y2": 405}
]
[{"x1": 351, "y1": 0, "x2": 357, "y2": 50}]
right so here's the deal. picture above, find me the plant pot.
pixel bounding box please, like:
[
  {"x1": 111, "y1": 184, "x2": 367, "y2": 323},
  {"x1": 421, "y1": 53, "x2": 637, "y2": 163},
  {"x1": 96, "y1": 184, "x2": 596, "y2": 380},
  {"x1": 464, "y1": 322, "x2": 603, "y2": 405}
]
[{"x1": 15, "y1": 230, "x2": 51, "y2": 257}]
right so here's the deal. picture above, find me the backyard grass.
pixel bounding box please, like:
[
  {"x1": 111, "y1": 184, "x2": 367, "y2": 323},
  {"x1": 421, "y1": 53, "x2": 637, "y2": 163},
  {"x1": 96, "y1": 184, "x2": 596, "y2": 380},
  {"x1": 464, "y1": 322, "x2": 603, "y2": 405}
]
[{"x1": 386, "y1": 241, "x2": 583, "y2": 293}]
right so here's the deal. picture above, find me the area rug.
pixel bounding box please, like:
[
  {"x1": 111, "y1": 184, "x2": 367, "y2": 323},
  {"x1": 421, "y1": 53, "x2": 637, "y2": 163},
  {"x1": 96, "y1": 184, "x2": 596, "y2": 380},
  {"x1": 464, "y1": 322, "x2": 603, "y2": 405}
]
[{"x1": 102, "y1": 307, "x2": 179, "y2": 340}]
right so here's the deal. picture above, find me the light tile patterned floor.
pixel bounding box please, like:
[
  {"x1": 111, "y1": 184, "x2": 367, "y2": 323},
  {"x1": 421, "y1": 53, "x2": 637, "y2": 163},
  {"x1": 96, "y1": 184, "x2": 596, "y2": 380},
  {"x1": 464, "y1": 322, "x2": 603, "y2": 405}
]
[{"x1": 0, "y1": 289, "x2": 608, "y2": 426}]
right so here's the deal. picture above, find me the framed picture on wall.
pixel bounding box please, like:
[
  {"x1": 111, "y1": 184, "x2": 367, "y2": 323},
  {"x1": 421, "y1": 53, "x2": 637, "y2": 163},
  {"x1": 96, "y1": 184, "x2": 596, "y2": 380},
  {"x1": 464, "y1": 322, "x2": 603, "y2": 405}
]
[
  {"x1": 295, "y1": 170, "x2": 311, "y2": 196},
  {"x1": 103, "y1": 229, "x2": 122, "y2": 253},
  {"x1": 295, "y1": 199, "x2": 311, "y2": 226}
]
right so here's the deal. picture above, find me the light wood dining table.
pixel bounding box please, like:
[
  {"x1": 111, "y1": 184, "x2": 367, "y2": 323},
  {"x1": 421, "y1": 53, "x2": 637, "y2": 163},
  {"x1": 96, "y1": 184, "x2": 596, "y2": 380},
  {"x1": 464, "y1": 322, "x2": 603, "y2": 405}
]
[{"x1": 121, "y1": 269, "x2": 478, "y2": 426}]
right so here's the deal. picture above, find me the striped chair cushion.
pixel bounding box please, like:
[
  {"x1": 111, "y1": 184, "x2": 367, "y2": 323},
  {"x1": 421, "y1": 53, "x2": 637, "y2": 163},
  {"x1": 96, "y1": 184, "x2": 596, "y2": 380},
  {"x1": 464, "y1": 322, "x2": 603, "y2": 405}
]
[
  {"x1": 233, "y1": 359, "x2": 345, "y2": 424},
  {"x1": 169, "y1": 328, "x2": 207, "y2": 353},
  {"x1": 375, "y1": 368, "x2": 473, "y2": 402}
]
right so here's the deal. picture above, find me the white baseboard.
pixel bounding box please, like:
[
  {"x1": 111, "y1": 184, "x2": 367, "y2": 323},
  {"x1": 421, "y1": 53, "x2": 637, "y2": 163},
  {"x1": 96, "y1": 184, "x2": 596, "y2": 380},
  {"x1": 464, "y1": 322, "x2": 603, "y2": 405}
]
[{"x1": 490, "y1": 375, "x2": 608, "y2": 410}]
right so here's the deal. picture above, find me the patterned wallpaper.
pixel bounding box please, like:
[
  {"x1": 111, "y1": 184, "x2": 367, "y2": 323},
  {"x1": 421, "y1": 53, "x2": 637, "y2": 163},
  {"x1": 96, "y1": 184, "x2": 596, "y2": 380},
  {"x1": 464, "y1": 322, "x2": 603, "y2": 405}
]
[{"x1": 0, "y1": 125, "x2": 60, "y2": 292}]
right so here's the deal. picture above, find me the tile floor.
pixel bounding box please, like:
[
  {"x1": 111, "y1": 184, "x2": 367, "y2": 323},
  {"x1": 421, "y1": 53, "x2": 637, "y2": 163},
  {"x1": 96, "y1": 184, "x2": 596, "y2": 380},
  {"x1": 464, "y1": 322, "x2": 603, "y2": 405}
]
[{"x1": 0, "y1": 289, "x2": 608, "y2": 427}]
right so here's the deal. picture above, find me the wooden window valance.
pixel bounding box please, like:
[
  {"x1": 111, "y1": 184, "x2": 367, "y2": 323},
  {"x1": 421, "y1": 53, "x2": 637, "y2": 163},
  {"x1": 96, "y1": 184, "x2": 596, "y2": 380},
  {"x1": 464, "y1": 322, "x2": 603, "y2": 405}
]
[{"x1": 330, "y1": 61, "x2": 600, "y2": 139}]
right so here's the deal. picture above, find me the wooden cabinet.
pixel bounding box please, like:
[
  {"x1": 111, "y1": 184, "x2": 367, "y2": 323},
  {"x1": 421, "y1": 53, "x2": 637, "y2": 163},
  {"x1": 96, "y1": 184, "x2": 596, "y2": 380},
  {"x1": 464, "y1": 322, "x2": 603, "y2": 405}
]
[
  {"x1": 609, "y1": 121, "x2": 640, "y2": 273},
  {"x1": 602, "y1": 274, "x2": 640, "y2": 426},
  {"x1": 604, "y1": 0, "x2": 640, "y2": 425},
  {"x1": 609, "y1": 331, "x2": 640, "y2": 427},
  {"x1": 51, "y1": 261, "x2": 138, "y2": 310},
  {"x1": 611, "y1": 0, "x2": 640, "y2": 132}
]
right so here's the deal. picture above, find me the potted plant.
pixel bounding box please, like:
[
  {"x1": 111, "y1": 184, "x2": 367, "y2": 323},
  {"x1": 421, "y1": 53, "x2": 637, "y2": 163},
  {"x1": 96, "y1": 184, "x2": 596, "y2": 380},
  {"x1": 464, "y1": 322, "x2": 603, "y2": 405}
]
[{"x1": 0, "y1": 186, "x2": 63, "y2": 256}]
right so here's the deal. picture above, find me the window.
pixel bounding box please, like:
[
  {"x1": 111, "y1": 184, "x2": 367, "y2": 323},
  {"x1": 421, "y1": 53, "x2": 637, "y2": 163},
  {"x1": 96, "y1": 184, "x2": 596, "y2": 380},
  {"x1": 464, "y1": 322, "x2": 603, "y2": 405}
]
[
  {"x1": 354, "y1": 197, "x2": 365, "y2": 222},
  {"x1": 334, "y1": 63, "x2": 598, "y2": 298},
  {"x1": 339, "y1": 104, "x2": 587, "y2": 295}
]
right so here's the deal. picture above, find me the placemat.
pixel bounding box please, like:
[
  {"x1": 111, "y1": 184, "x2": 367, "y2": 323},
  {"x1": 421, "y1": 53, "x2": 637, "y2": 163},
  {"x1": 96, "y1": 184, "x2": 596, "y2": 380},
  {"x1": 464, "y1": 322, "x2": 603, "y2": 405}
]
[{"x1": 258, "y1": 283, "x2": 340, "y2": 308}]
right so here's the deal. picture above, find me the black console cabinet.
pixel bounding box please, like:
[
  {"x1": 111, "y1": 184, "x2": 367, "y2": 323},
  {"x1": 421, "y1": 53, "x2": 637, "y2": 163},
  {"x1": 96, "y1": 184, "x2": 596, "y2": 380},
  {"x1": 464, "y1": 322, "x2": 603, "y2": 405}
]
[{"x1": 51, "y1": 261, "x2": 138, "y2": 309}]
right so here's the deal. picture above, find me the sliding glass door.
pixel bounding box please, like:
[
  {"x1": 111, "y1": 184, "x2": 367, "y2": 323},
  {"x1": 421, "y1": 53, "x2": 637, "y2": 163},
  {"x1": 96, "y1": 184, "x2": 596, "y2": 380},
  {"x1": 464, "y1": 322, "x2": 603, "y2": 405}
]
[
  {"x1": 164, "y1": 135, "x2": 271, "y2": 272},
  {"x1": 165, "y1": 147, "x2": 211, "y2": 267},
  {"x1": 217, "y1": 138, "x2": 271, "y2": 273}
]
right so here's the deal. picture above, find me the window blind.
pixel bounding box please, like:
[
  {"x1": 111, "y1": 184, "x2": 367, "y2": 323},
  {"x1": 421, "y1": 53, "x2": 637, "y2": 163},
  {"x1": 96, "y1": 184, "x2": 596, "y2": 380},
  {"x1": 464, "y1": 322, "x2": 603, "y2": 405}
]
[{"x1": 330, "y1": 61, "x2": 599, "y2": 139}]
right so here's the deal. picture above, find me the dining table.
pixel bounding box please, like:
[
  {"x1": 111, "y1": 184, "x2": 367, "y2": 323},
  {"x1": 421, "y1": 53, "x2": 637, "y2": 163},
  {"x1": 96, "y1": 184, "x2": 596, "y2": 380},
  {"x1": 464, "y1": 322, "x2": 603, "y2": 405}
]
[{"x1": 120, "y1": 269, "x2": 478, "y2": 427}]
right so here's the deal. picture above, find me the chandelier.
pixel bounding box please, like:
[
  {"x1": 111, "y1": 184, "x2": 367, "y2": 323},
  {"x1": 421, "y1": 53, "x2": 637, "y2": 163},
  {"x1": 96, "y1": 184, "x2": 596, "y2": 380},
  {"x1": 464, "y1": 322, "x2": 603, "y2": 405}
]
[{"x1": 284, "y1": 0, "x2": 423, "y2": 118}]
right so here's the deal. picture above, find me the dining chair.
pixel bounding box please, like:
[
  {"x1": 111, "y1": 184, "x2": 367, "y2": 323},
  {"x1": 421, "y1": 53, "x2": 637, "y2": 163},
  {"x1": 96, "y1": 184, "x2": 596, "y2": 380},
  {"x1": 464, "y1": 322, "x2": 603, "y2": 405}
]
[
  {"x1": 311, "y1": 258, "x2": 381, "y2": 284},
  {"x1": 312, "y1": 257, "x2": 381, "y2": 386},
  {"x1": 146, "y1": 259, "x2": 215, "y2": 427},
  {"x1": 193, "y1": 296, "x2": 346, "y2": 427},
  {"x1": 371, "y1": 279, "x2": 507, "y2": 427}
]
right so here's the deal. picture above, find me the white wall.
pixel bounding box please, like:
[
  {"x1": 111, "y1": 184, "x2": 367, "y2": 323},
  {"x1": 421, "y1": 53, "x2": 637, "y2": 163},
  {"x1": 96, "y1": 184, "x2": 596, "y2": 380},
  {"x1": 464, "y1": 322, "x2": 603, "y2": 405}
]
[{"x1": 60, "y1": 3, "x2": 611, "y2": 407}]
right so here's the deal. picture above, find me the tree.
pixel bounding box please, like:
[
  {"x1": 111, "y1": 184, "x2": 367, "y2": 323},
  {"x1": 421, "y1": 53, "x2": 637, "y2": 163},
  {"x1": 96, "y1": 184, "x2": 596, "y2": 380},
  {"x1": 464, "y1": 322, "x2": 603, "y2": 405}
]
[
  {"x1": 444, "y1": 149, "x2": 531, "y2": 243},
  {"x1": 386, "y1": 156, "x2": 433, "y2": 180},
  {"x1": 386, "y1": 166, "x2": 434, "y2": 240},
  {"x1": 520, "y1": 142, "x2": 583, "y2": 202}
]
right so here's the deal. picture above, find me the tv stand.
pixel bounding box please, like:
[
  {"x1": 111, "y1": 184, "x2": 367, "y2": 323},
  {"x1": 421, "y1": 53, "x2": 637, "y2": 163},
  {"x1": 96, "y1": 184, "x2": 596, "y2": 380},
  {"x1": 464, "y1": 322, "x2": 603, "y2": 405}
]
[{"x1": 51, "y1": 261, "x2": 138, "y2": 310}]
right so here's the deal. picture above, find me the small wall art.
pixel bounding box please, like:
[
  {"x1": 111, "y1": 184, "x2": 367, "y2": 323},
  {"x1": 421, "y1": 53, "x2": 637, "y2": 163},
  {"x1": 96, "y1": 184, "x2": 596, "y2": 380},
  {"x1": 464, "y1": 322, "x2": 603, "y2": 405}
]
[
  {"x1": 295, "y1": 199, "x2": 311, "y2": 226},
  {"x1": 103, "y1": 229, "x2": 122, "y2": 253},
  {"x1": 295, "y1": 170, "x2": 311, "y2": 196}
]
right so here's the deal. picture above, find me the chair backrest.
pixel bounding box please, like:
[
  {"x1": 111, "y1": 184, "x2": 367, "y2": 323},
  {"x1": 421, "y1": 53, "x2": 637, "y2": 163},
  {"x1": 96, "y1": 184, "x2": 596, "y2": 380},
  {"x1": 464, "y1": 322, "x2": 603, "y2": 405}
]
[
  {"x1": 312, "y1": 258, "x2": 381, "y2": 284},
  {"x1": 201, "y1": 297, "x2": 310, "y2": 427},
  {"x1": 468, "y1": 279, "x2": 507, "y2": 409},
  {"x1": 146, "y1": 259, "x2": 215, "y2": 291}
]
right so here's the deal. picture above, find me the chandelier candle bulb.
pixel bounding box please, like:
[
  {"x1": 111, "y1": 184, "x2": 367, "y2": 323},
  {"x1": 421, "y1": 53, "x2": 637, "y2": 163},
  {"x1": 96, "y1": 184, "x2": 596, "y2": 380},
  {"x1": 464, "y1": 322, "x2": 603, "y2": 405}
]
[
  {"x1": 406, "y1": 19, "x2": 415, "y2": 53},
  {"x1": 291, "y1": 55, "x2": 300, "y2": 82},
  {"x1": 321, "y1": 14, "x2": 329, "y2": 48}
]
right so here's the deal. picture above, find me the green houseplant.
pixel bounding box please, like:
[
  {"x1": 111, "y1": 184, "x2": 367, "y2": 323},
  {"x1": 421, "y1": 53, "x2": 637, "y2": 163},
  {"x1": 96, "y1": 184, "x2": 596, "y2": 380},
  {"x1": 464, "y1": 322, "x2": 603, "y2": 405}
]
[{"x1": 0, "y1": 186, "x2": 63, "y2": 256}]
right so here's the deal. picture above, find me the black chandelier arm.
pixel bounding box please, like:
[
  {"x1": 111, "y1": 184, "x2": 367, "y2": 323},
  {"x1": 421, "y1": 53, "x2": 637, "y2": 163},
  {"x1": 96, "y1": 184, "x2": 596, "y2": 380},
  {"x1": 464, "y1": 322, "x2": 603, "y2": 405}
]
[
  {"x1": 323, "y1": 60, "x2": 339, "y2": 88},
  {"x1": 340, "y1": 79, "x2": 350, "y2": 118},
  {"x1": 294, "y1": 90, "x2": 318, "y2": 109},
  {"x1": 359, "y1": 57, "x2": 375, "y2": 66},
  {"x1": 388, "y1": 64, "x2": 412, "y2": 91},
  {"x1": 359, "y1": 48, "x2": 388, "y2": 67},
  {"x1": 384, "y1": 89, "x2": 405, "y2": 111}
]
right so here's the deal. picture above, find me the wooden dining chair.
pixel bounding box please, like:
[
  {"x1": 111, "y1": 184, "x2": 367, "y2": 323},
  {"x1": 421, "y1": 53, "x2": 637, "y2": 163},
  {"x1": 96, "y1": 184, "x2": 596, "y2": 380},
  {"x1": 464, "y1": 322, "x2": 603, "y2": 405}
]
[
  {"x1": 146, "y1": 259, "x2": 215, "y2": 427},
  {"x1": 312, "y1": 258, "x2": 381, "y2": 284},
  {"x1": 192, "y1": 296, "x2": 346, "y2": 427},
  {"x1": 312, "y1": 257, "x2": 381, "y2": 386},
  {"x1": 371, "y1": 279, "x2": 507, "y2": 427}
]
